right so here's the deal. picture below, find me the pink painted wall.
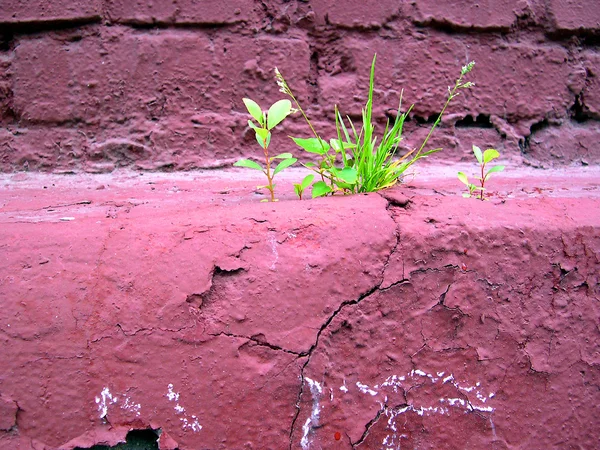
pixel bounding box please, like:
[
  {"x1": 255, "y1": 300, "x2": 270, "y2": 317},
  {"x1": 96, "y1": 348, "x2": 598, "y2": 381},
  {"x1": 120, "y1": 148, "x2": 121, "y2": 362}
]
[{"x1": 0, "y1": 0, "x2": 599, "y2": 172}]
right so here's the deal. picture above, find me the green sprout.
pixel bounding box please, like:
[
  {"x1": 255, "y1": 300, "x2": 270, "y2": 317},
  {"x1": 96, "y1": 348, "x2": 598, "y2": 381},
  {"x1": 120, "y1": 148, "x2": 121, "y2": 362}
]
[
  {"x1": 234, "y1": 98, "x2": 296, "y2": 202},
  {"x1": 293, "y1": 174, "x2": 314, "y2": 200},
  {"x1": 458, "y1": 145, "x2": 505, "y2": 200}
]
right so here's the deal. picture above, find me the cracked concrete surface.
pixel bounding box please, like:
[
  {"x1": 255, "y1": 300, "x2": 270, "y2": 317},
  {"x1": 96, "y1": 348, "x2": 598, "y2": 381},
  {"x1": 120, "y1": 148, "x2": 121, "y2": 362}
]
[{"x1": 0, "y1": 168, "x2": 599, "y2": 449}]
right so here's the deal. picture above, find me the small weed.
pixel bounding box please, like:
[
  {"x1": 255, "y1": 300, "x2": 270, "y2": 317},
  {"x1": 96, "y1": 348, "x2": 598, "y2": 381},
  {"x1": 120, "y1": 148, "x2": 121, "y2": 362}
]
[
  {"x1": 234, "y1": 98, "x2": 296, "y2": 202},
  {"x1": 276, "y1": 56, "x2": 475, "y2": 198},
  {"x1": 458, "y1": 145, "x2": 505, "y2": 200},
  {"x1": 293, "y1": 174, "x2": 314, "y2": 200}
]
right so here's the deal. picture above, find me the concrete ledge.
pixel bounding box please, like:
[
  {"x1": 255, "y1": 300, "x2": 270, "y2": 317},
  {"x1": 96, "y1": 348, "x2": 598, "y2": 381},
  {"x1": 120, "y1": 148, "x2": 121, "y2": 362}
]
[{"x1": 0, "y1": 167, "x2": 599, "y2": 449}]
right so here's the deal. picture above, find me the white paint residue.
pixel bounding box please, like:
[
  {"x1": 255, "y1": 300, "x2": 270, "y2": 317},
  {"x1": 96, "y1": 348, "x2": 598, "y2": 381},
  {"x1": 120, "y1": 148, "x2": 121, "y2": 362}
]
[
  {"x1": 268, "y1": 233, "x2": 279, "y2": 270},
  {"x1": 95, "y1": 388, "x2": 141, "y2": 419},
  {"x1": 339, "y1": 379, "x2": 348, "y2": 393},
  {"x1": 353, "y1": 368, "x2": 497, "y2": 447},
  {"x1": 166, "y1": 384, "x2": 202, "y2": 433},
  {"x1": 166, "y1": 383, "x2": 180, "y2": 402},
  {"x1": 121, "y1": 397, "x2": 141, "y2": 417},
  {"x1": 301, "y1": 377, "x2": 323, "y2": 450},
  {"x1": 95, "y1": 387, "x2": 118, "y2": 419},
  {"x1": 356, "y1": 381, "x2": 378, "y2": 396},
  {"x1": 181, "y1": 416, "x2": 202, "y2": 432}
]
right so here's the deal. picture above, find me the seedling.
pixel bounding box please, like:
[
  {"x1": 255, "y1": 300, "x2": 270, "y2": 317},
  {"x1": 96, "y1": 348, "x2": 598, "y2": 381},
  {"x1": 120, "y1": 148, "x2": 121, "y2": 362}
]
[
  {"x1": 276, "y1": 57, "x2": 475, "y2": 198},
  {"x1": 234, "y1": 98, "x2": 296, "y2": 202},
  {"x1": 458, "y1": 145, "x2": 505, "y2": 200},
  {"x1": 293, "y1": 174, "x2": 314, "y2": 200}
]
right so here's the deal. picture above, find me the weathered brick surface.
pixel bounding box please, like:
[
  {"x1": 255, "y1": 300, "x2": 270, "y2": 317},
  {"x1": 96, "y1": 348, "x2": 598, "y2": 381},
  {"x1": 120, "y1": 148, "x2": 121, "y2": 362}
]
[
  {"x1": 1, "y1": 0, "x2": 599, "y2": 171},
  {"x1": 583, "y1": 52, "x2": 600, "y2": 119},
  {"x1": 12, "y1": 30, "x2": 309, "y2": 124},
  {"x1": 409, "y1": 0, "x2": 528, "y2": 29},
  {"x1": 0, "y1": 0, "x2": 101, "y2": 24},
  {"x1": 549, "y1": 0, "x2": 600, "y2": 32},
  {"x1": 318, "y1": 35, "x2": 575, "y2": 138},
  {"x1": 105, "y1": 0, "x2": 255, "y2": 25},
  {"x1": 309, "y1": 0, "x2": 402, "y2": 27},
  {"x1": 526, "y1": 121, "x2": 600, "y2": 166}
]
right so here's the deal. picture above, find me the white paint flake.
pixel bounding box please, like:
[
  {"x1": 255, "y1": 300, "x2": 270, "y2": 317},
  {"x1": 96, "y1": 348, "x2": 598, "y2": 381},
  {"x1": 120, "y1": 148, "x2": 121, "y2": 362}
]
[
  {"x1": 166, "y1": 384, "x2": 202, "y2": 433},
  {"x1": 301, "y1": 377, "x2": 323, "y2": 450}
]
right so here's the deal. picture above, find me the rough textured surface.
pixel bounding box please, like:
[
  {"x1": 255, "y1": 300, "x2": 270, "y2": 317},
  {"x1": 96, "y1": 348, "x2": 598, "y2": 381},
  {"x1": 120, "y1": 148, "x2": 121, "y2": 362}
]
[
  {"x1": 0, "y1": 0, "x2": 598, "y2": 172},
  {"x1": 0, "y1": 167, "x2": 599, "y2": 449}
]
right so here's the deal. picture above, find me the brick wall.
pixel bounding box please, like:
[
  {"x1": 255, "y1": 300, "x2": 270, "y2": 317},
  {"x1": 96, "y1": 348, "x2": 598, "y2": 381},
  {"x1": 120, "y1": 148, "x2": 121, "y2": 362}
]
[{"x1": 0, "y1": 0, "x2": 598, "y2": 172}]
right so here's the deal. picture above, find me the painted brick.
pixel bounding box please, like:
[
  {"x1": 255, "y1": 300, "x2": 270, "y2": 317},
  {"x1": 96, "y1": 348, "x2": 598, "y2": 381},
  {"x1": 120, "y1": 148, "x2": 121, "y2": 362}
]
[
  {"x1": 12, "y1": 35, "x2": 111, "y2": 124},
  {"x1": 318, "y1": 35, "x2": 574, "y2": 138},
  {"x1": 12, "y1": 30, "x2": 310, "y2": 125},
  {"x1": 105, "y1": 0, "x2": 255, "y2": 25},
  {"x1": 549, "y1": 0, "x2": 600, "y2": 32},
  {"x1": 409, "y1": 0, "x2": 529, "y2": 30},
  {"x1": 309, "y1": 0, "x2": 401, "y2": 27},
  {"x1": 526, "y1": 122, "x2": 600, "y2": 165},
  {"x1": 583, "y1": 52, "x2": 600, "y2": 119},
  {"x1": 0, "y1": 0, "x2": 101, "y2": 24}
]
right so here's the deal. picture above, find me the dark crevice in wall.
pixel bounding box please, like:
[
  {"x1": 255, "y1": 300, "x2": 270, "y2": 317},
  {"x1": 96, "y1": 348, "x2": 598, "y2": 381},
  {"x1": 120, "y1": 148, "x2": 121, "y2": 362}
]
[
  {"x1": 413, "y1": 19, "x2": 510, "y2": 35},
  {"x1": 455, "y1": 114, "x2": 494, "y2": 128},
  {"x1": 546, "y1": 30, "x2": 600, "y2": 47},
  {"x1": 124, "y1": 21, "x2": 232, "y2": 31},
  {"x1": 519, "y1": 118, "x2": 550, "y2": 154},
  {"x1": 0, "y1": 18, "x2": 102, "y2": 36},
  {"x1": 570, "y1": 94, "x2": 591, "y2": 123},
  {"x1": 0, "y1": 32, "x2": 14, "y2": 52},
  {"x1": 74, "y1": 428, "x2": 163, "y2": 450}
]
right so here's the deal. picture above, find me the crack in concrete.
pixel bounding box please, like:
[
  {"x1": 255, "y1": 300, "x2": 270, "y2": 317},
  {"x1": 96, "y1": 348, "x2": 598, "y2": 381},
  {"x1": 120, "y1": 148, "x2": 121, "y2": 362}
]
[
  {"x1": 289, "y1": 213, "x2": 399, "y2": 448},
  {"x1": 208, "y1": 331, "x2": 303, "y2": 356},
  {"x1": 352, "y1": 405, "x2": 385, "y2": 448}
]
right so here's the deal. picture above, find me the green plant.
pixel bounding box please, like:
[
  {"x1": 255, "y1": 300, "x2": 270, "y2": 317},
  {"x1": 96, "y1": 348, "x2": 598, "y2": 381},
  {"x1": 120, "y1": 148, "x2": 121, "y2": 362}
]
[
  {"x1": 293, "y1": 174, "x2": 314, "y2": 200},
  {"x1": 275, "y1": 56, "x2": 475, "y2": 198},
  {"x1": 458, "y1": 145, "x2": 505, "y2": 200},
  {"x1": 234, "y1": 98, "x2": 297, "y2": 202}
]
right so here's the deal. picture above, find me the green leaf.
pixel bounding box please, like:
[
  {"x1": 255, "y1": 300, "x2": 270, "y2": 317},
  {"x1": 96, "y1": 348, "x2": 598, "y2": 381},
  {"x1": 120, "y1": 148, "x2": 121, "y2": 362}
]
[
  {"x1": 487, "y1": 165, "x2": 504, "y2": 174},
  {"x1": 457, "y1": 172, "x2": 470, "y2": 186},
  {"x1": 301, "y1": 174, "x2": 314, "y2": 189},
  {"x1": 267, "y1": 99, "x2": 292, "y2": 130},
  {"x1": 273, "y1": 153, "x2": 293, "y2": 160},
  {"x1": 462, "y1": 193, "x2": 472, "y2": 198},
  {"x1": 312, "y1": 181, "x2": 332, "y2": 198},
  {"x1": 234, "y1": 159, "x2": 263, "y2": 171},
  {"x1": 472, "y1": 145, "x2": 483, "y2": 164},
  {"x1": 294, "y1": 184, "x2": 302, "y2": 198},
  {"x1": 291, "y1": 137, "x2": 329, "y2": 155},
  {"x1": 255, "y1": 128, "x2": 270, "y2": 141},
  {"x1": 337, "y1": 167, "x2": 357, "y2": 184},
  {"x1": 483, "y1": 149, "x2": 500, "y2": 164},
  {"x1": 243, "y1": 98, "x2": 264, "y2": 126},
  {"x1": 330, "y1": 139, "x2": 356, "y2": 152},
  {"x1": 273, "y1": 157, "x2": 297, "y2": 176}
]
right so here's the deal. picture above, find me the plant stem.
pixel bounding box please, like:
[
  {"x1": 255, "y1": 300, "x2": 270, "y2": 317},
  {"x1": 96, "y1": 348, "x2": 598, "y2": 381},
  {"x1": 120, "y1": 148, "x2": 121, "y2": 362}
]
[
  {"x1": 262, "y1": 142, "x2": 275, "y2": 202},
  {"x1": 414, "y1": 72, "x2": 469, "y2": 162}
]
